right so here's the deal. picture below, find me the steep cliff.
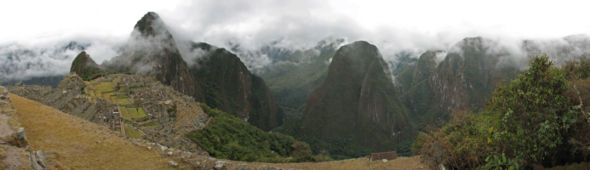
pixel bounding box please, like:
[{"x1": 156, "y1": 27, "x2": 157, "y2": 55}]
[{"x1": 298, "y1": 41, "x2": 412, "y2": 158}]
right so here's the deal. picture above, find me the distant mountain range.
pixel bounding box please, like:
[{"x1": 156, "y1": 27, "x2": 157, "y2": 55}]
[
  {"x1": 4, "y1": 11, "x2": 590, "y2": 160},
  {"x1": 72, "y1": 12, "x2": 284, "y2": 131},
  {"x1": 0, "y1": 41, "x2": 89, "y2": 86}
]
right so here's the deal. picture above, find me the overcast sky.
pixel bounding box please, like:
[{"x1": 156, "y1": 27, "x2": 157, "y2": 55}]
[
  {"x1": 3, "y1": 0, "x2": 590, "y2": 45},
  {"x1": 1, "y1": 0, "x2": 590, "y2": 80}
]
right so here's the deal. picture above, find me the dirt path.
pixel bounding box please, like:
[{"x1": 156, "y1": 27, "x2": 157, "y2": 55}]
[
  {"x1": 9, "y1": 93, "x2": 178, "y2": 169},
  {"x1": 236, "y1": 156, "x2": 428, "y2": 170}
]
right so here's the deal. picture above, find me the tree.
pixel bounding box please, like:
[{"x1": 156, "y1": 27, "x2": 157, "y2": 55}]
[{"x1": 487, "y1": 55, "x2": 579, "y2": 162}]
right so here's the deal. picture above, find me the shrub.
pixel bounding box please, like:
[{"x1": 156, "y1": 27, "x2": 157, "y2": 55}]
[
  {"x1": 417, "y1": 56, "x2": 582, "y2": 168},
  {"x1": 488, "y1": 56, "x2": 579, "y2": 163}
]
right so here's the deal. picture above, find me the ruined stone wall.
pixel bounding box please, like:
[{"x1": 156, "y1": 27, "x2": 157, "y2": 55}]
[{"x1": 0, "y1": 86, "x2": 45, "y2": 169}]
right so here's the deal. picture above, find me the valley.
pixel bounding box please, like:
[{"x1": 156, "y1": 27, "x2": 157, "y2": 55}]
[{"x1": 2, "y1": 2, "x2": 590, "y2": 168}]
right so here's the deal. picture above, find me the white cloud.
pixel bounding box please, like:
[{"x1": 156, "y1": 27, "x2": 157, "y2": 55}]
[{"x1": 2, "y1": 0, "x2": 590, "y2": 80}]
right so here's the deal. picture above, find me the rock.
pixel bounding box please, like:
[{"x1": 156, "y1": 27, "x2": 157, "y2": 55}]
[
  {"x1": 214, "y1": 161, "x2": 225, "y2": 170},
  {"x1": 0, "y1": 86, "x2": 7, "y2": 96},
  {"x1": 30, "y1": 150, "x2": 47, "y2": 170},
  {"x1": 13, "y1": 128, "x2": 28, "y2": 147},
  {"x1": 382, "y1": 159, "x2": 388, "y2": 162},
  {"x1": 168, "y1": 160, "x2": 178, "y2": 167}
]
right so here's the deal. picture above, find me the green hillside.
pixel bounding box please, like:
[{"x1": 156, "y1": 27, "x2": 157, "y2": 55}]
[{"x1": 187, "y1": 104, "x2": 326, "y2": 162}]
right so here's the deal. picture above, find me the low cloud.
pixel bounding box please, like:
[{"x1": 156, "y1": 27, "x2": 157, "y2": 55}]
[
  {"x1": 0, "y1": 37, "x2": 122, "y2": 82},
  {"x1": 4, "y1": 0, "x2": 590, "y2": 81}
]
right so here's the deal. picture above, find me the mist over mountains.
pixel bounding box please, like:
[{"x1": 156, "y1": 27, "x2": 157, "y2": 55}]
[
  {"x1": 4, "y1": 33, "x2": 590, "y2": 88},
  {"x1": 4, "y1": 1, "x2": 590, "y2": 168}
]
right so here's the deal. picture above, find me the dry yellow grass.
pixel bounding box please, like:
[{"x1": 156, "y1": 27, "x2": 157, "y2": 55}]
[{"x1": 9, "y1": 93, "x2": 176, "y2": 169}]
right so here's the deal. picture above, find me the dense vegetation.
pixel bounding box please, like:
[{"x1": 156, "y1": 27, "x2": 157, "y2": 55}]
[
  {"x1": 187, "y1": 104, "x2": 329, "y2": 162},
  {"x1": 415, "y1": 55, "x2": 590, "y2": 169}
]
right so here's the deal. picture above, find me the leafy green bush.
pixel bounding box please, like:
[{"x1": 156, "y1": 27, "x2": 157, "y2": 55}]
[
  {"x1": 486, "y1": 56, "x2": 578, "y2": 162},
  {"x1": 481, "y1": 153, "x2": 522, "y2": 170},
  {"x1": 416, "y1": 55, "x2": 582, "y2": 169},
  {"x1": 565, "y1": 57, "x2": 590, "y2": 80},
  {"x1": 414, "y1": 111, "x2": 492, "y2": 169},
  {"x1": 187, "y1": 104, "x2": 328, "y2": 162}
]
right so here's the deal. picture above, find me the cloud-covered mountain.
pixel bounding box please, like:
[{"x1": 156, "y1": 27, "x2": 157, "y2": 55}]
[{"x1": 99, "y1": 12, "x2": 284, "y2": 130}]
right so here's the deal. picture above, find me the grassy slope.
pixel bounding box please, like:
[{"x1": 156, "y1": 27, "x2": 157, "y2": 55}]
[
  {"x1": 242, "y1": 156, "x2": 427, "y2": 170},
  {"x1": 9, "y1": 93, "x2": 174, "y2": 169}
]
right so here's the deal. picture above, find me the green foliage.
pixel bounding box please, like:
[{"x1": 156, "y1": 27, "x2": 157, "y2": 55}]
[
  {"x1": 414, "y1": 111, "x2": 492, "y2": 169},
  {"x1": 488, "y1": 55, "x2": 579, "y2": 162},
  {"x1": 482, "y1": 153, "x2": 522, "y2": 170},
  {"x1": 78, "y1": 66, "x2": 105, "y2": 81},
  {"x1": 187, "y1": 104, "x2": 327, "y2": 162},
  {"x1": 416, "y1": 55, "x2": 581, "y2": 169},
  {"x1": 565, "y1": 57, "x2": 590, "y2": 80}
]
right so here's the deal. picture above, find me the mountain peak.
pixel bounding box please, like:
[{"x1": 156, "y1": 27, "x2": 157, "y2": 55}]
[
  {"x1": 299, "y1": 41, "x2": 412, "y2": 156},
  {"x1": 70, "y1": 51, "x2": 98, "y2": 72},
  {"x1": 330, "y1": 41, "x2": 382, "y2": 78},
  {"x1": 338, "y1": 41, "x2": 379, "y2": 58},
  {"x1": 134, "y1": 11, "x2": 168, "y2": 37},
  {"x1": 70, "y1": 51, "x2": 104, "y2": 81}
]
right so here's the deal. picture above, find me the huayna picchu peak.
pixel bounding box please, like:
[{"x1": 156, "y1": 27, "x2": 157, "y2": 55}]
[
  {"x1": 70, "y1": 51, "x2": 105, "y2": 81},
  {"x1": 98, "y1": 12, "x2": 283, "y2": 131}
]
